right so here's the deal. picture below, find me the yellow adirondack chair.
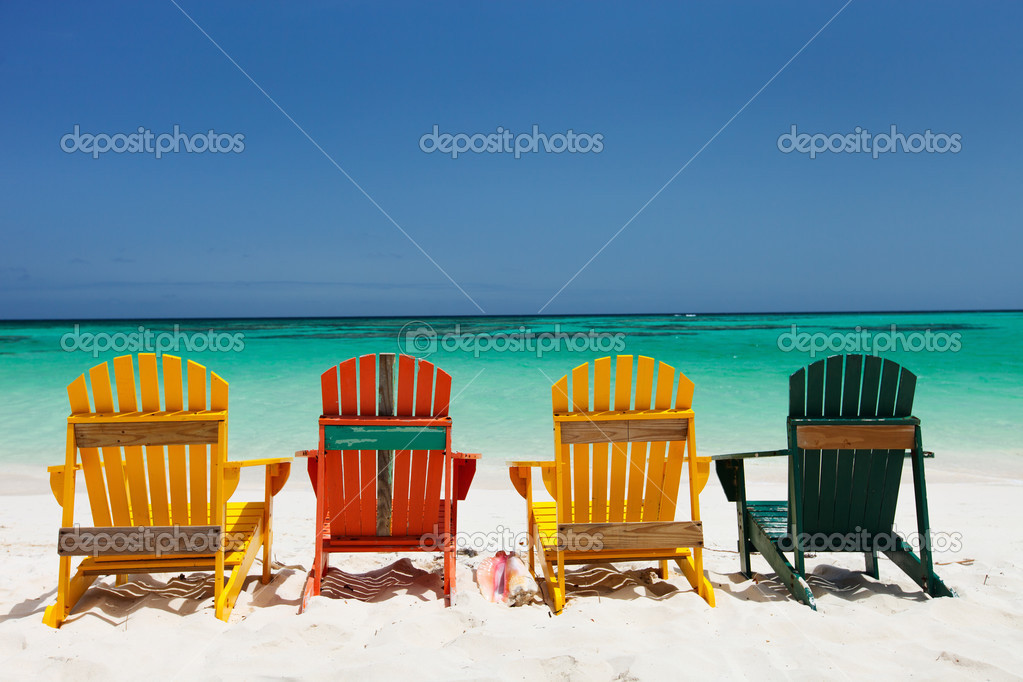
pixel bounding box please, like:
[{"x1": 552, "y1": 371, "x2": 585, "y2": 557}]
[
  {"x1": 42, "y1": 353, "x2": 291, "y2": 627},
  {"x1": 509, "y1": 355, "x2": 715, "y2": 613}
]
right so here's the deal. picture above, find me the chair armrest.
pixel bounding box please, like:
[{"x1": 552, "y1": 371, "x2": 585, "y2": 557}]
[
  {"x1": 225, "y1": 456, "x2": 293, "y2": 469},
  {"x1": 454, "y1": 451, "x2": 481, "y2": 459},
  {"x1": 507, "y1": 461, "x2": 556, "y2": 500},
  {"x1": 507, "y1": 460, "x2": 556, "y2": 468},
  {"x1": 47, "y1": 464, "x2": 82, "y2": 474},
  {"x1": 294, "y1": 449, "x2": 316, "y2": 458},
  {"x1": 711, "y1": 449, "x2": 788, "y2": 461}
]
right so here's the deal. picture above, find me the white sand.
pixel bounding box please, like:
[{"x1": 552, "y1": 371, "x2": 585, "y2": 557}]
[{"x1": 1, "y1": 461, "x2": 1021, "y2": 680}]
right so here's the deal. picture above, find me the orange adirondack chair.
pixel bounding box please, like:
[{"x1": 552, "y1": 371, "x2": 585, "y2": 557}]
[
  {"x1": 43, "y1": 354, "x2": 291, "y2": 627},
  {"x1": 298, "y1": 353, "x2": 478, "y2": 609}
]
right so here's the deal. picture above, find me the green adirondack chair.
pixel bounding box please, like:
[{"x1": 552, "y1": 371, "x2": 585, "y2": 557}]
[{"x1": 714, "y1": 354, "x2": 956, "y2": 609}]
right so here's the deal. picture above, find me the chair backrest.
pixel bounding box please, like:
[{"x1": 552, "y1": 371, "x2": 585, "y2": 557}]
[
  {"x1": 787, "y1": 354, "x2": 917, "y2": 537},
  {"x1": 318, "y1": 353, "x2": 451, "y2": 537},
  {"x1": 551, "y1": 355, "x2": 696, "y2": 525},
  {"x1": 66, "y1": 353, "x2": 228, "y2": 528}
]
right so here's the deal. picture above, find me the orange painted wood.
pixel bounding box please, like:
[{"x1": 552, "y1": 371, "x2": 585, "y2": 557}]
[
  {"x1": 391, "y1": 450, "x2": 412, "y2": 535},
  {"x1": 434, "y1": 370, "x2": 451, "y2": 417},
  {"x1": 406, "y1": 449, "x2": 429, "y2": 534},
  {"x1": 396, "y1": 355, "x2": 415, "y2": 416},
  {"x1": 305, "y1": 355, "x2": 474, "y2": 607},
  {"x1": 339, "y1": 451, "x2": 361, "y2": 536},
  {"x1": 339, "y1": 358, "x2": 358, "y2": 416},
  {"x1": 321, "y1": 365, "x2": 339, "y2": 416},
  {"x1": 414, "y1": 360, "x2": 435, "y2": 417},
  {"x1": 358, "y1": 450, "x2": 376, "y2": 535},
  {"x1": 421, "y1": 449, "x2": 444, "y2": 535},
  {"x1": 325, "y1": 452, "x2": 345, "y2": 536},
  {"x1": 358, "y1": 354, "x2": 376, "y2": 416}
]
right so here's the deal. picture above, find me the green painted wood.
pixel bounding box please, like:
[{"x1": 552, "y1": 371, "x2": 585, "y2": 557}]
[
  {"x1": 841, "y1": 354, "x2": 863, "y2": 417},
  {"x1": 799, "y1": 361, "x2": 825, "y2": 531},
  {"x1": 789, "y1": 368, "x2": 806, "y2": 416},
  {"x1": 861, "y1": 447, "x2": 891, "y2": 532},
  {"x1": 894, "y1": 368, "x2": 916, "y2": 417},
  {"x1": 746, "y1": 508, "x2": 817, "y2": 610},
  {"x1": 831, "y1": 450, "x2": 855, "y2": 530},
  {"x1": 738, "y1": 354, "x2": 954, "y2": 606},
  {"x1": 324, "y1": 425, "x2": 446, "y2": 451},
  {"x1": 847, "y1": 449, "x2": 873, "y2": 531},
  {"x1": 860, "y1": 356, "x2": 883, "y2": 417},
  {"x1": 805, "y1": 360, "x2": 825, "y2": 417},
  {"x1": 875, "y1": 450, "x2": 905, "y2": 531},
  {"x1": 884, "y1": 538, "x2": 956, "y2": 598},
  {"x1": 878, "y1": 359, "x2": 900, "y2": 416},
  {"x1": 823, "y1": 355, "x2": 844, "y2": 417}
]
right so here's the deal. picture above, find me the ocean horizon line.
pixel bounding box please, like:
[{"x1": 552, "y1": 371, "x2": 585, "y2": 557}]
[{"x1": 2, "y1": 308, "x2": 1021, "y2": 324}]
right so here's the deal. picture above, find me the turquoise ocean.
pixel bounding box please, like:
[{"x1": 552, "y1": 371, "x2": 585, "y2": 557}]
[{"x1": 1, "y1": 312, "x2": 1020, "y2": 480}]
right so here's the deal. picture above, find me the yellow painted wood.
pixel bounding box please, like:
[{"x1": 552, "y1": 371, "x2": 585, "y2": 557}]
[
  {"x1": 163, "y1": 355, "x2": 184, "y2": 412},
  {"x1": 146, "y1": 445, "x2": 170, "y2": 525},
  {"x1": 92, "y1": 361, "x2": 133, "y2": 528},
  {"x1": 608, "y1": 442, "x2": 627, "y2": 522},
  {"x1": 525, "y1": 355, "x2": 714, "y2": 613},
  {"x1": 68, "y1": 374, "x2": 91, "y2": 414},
  {"x1": 124, "y1": 445, "x2": 151, "y2": 526},
  {"x1": 189, "y1": 445, "x2": 208, "y2": 525},
  {"x1": 635, "y1": 356, "x2": 654, "y2": 410},
  {"x1": 593, "y1": 357, "x2": 611, "y2": 411},
  {"x1": 643, "y1": 440, "x2": 667, "y2": 521},
  {"x1": 138, "y1": 353, "x2": 160, "y2": 412},
  {"x1": 570, "y1": 364, "x2": 589, "y2": 521},
  {"x1": 658, "y1": 440, "x2": 685, "y2": 522},
  {"x1": 211, "y1": 372, "x2": 228, "y2": 411},
  {"x1": 591, "y1": 357, "x2": 611, "y2": 524},
  {"x1": 552, "y1": 376, "x2": 569, "y2": 414},
  {"x1": 113, "y1": 355, "x2": 138, "y2": 412},
  {"x1": 614, "y1": 355, "x2": 633, "y2": 410},
  {"x1": 553, "y1": 408, "x2": 694, "y2": 423},
  {"x1": 89, "y1": 363, "x2": 114, "y2": 412},
  {"x1": 571, "y1": 363, "x2": 589, "y2": 412},
  {"x1": 187, "y1": 361, "x2": 208, "y2": 525},
  {"x1": 168, "y1": 444, "x2": 188, "y2": 525},
  {"x1": 44, "y1": 354, "x2": 291, "y2": 628},
  {"x1": 591, "y1": 442, "x2": 608, "y2": 523},
  {"x1": 625, "y1": 441, "x2": 647, "y2": 522},
  {"x1": 79, "y1": 448, "x2": 112, "y2": 526},
  {"x1": 654, "y1": 362, "x2": 675, "y2": 410},
  {"x1": 675, "y1": 370, "x2": 695, "y2": 410}
]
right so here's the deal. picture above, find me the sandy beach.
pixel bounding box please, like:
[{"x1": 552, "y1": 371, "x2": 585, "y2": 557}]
[{"x1": 1, "y1": 460, "x2": 1020, "y2": 681}]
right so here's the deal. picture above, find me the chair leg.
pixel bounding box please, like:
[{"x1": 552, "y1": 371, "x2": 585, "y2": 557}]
[
  {"x1": 114, "y1": 574, "x2": 128, "y2": 587},
  {"x1": 659, "y1": 559, "x2": 670, "y2": 580},
  {"x1": 43, "y1": 556, "x2": 82, "y2": 628},
  {"x1": 747, "y1": 517, "x2": 816, "y2": 610},
  {"x1": 865, "y1": 550, "x2": 879, "y2": 579},
  {"x1": 444, "y1": 545, "x2": 455, "y2": 606},
  {"x1": 884, "y1": 538, "x2": 957, "y2": 598}
]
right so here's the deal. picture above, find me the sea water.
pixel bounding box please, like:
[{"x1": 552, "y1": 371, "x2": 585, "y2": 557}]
[{"x1": 1, "y1": 312, "x2": 1020, "y2": 479}]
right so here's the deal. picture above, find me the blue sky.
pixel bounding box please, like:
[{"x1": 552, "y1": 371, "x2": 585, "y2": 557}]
[{"x1": 1, "y1": 1, "x2": 1020, "y2": 319}]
